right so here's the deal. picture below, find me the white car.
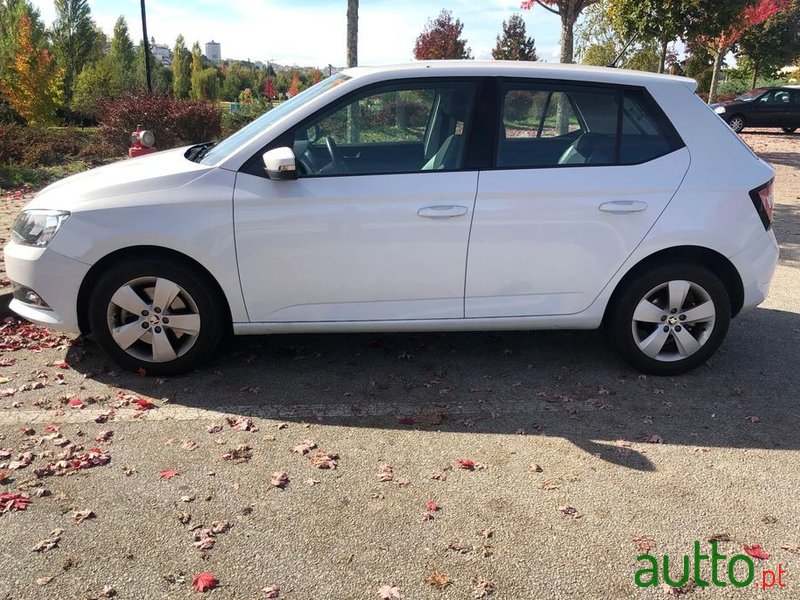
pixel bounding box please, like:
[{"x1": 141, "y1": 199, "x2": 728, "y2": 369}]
[{"x1": 5, "y1": 61, "x2": 778, "y2": 375}]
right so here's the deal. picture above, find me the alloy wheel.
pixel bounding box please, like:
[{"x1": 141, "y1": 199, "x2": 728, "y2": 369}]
[
  {"x1": 630, "y1": 280, "x2": 716, "y2": 363},
  {"x1": 728, "y1": 117, "x2": 744, "y2": 133},
  {"x1": 106, "y1": 276, "x2": 202, "y2": 363}
]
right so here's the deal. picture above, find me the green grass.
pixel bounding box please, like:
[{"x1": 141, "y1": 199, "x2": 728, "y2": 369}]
[{"x1": 0, "y1": 160, "x2": 90, "y2": 191}]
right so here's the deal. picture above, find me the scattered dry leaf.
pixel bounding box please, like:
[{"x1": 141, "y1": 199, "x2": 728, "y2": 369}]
[{"x1": 426, "y1": 570, "x2": 452, "y2": 589}]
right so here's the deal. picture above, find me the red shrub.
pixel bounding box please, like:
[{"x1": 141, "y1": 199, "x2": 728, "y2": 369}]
[{"x1": 97, "y1": 93, "x2": 221, "y2": 153}]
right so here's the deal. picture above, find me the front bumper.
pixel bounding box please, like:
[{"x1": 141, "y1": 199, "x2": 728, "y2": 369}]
[
  {"x1": 3, "y1": 241, "x2": 90, "y2": 332},
  {"x1": 729, "y1": 228, "x2": 779, "y2": 314}
]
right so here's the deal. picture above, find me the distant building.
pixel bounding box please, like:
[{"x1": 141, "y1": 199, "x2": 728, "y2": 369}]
[
  {"x1": 151, "y1": 43, "x2": 173, "y2": 67},
  {"x1": 205, "y1": 41, "x2": 221, "y2": 64}
]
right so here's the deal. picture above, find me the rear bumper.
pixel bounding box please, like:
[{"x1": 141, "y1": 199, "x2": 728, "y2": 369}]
[
  {"x1": 4, "y1": 241, "x2": 90, "y2": 332},
  {"x1": 729, "y1": 229, "x2": 779, "y2": 314}
]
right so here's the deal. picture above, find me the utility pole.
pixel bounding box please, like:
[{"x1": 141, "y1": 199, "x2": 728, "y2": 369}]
[{"x1": 140, "y1": 0, "x2": 153, "y2": 93}]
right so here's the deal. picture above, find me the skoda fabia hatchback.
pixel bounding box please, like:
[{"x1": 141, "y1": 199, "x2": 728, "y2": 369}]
[{"x1": 5, "y1": 62, "x2": 779, "y2": 375}]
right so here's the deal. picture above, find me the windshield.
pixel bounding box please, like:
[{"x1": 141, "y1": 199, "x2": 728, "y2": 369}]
[
  {"x1": 199, "y1": 72, "x2": 351, "y2": 165},
  {"x1": 735, "y1": 88, "x2": 767, "y2": 102}
]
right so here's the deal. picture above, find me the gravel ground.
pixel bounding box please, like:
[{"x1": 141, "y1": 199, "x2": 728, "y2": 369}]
[{"x1": 0, "y1": 130, "x2": 799, "y2": 600}]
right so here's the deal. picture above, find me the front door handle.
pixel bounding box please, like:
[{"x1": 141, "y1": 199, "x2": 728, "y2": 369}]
[
  {"x1": 417, "y1": 205, "x2": 469, "y2": 219},
  {"x1": 599, "y1": 200, "x2": 648, "y2": 214}
]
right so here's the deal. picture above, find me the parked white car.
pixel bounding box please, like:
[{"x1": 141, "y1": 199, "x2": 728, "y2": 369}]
[{"x1": 5, "y1": 62, "x2": 778, "y2": 375}]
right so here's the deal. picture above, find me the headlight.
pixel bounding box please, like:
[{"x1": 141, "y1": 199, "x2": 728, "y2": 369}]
[
  {"x1": 11, "y1": 209, "x2": 70, "y2": 247},
  {"x1": 714, "y1": 106, "x2": 726, "y2": 114}
]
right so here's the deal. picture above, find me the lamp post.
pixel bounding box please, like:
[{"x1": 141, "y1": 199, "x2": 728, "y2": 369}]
[{"x1": 140, "y1": 0, "x2": 152, "y2": 93}]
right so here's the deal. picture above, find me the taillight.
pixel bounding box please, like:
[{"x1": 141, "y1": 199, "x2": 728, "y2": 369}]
[{"x1": 749, "y1": 179, "x2": 774, "y2": 230}]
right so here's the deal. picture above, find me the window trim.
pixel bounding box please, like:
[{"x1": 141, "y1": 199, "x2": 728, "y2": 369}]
[
  {"x1": 240, "y1": 77, "x2": 486, "y2": 179},
  {"x1": 489, "y1": 77, "x2": 686, "y2": 171}
]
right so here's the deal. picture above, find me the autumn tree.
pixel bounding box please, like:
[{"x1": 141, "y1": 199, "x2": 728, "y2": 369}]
[
  {"x1": 413, "y1": 10, "x2": 472, "y2": 60},
  {"x1": 287, "y1": 70, "x2": 300, "y2": 97},
  {"x1": 697, "y1": 0, "x2": 792, "y2": 103},
  {"x1": 737, "y1": 0, "x2": 800, "y2": 88},
  {"x1": 492, "y1": 14, "x2": 538, "y2": 60},
  {"x1": 0, "y1": 11, "x2": 63, "y2": 125},
  {"x1": 521, "y1": 0, "x2": 599, "y2": 63},
  {"x1": 51, "y1": 0, "x2": 97, "y2": 102},
  {"x1": 172, "y1": 34, "x2": 191, "y2": 98},
  {"x1": 0, "y1": 0, "x2": 46, "y2": 80},
  {"x1": 263, "y1": 77, "x2": 276, "y2": 100}
]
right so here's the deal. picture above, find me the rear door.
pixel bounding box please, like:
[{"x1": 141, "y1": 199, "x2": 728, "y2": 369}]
[{"x1": 466, "y1": 80, "x2": 690, "y2": 318}]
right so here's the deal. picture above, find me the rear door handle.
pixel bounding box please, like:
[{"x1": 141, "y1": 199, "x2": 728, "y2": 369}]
[
  {"x1": 417, "y1": 205, "x2": 469, "y2": 219},
  {"x1": 599, "y1": 200, "x2": 648, "y2": 214}
]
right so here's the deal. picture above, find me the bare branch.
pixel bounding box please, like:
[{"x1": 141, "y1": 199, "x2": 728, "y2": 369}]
[{"x1": 534, "y1": 1, "x2": 561, "y2": 16}]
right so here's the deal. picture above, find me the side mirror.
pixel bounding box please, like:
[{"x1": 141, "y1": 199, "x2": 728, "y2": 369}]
[{"x1": 262, "y1": 147, "x2": 297, "y2": 180}]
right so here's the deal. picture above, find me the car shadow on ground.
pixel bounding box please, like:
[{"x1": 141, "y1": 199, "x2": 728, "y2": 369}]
[{"x1": 64, "y1": 306, "x2": 800, "y2": 473}]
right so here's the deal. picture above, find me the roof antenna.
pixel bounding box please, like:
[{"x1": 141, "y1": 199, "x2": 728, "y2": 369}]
[{"x1": 607, "y1": 32, "x2": 639, "y2": 68}]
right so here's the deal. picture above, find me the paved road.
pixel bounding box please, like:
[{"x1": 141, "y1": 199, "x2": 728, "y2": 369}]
[{"x1": 0, "y1": 130, "x2": 798, "y2": 599}]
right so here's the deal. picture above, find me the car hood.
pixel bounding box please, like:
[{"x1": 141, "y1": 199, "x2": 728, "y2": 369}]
[{"x1": 25, "y1": 147, "x2": 214, "y2": 212}]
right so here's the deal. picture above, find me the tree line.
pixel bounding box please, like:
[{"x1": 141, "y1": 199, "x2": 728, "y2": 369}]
[
  {"x1": 2, "y1": 0, "x2": 799, "y2": 128},
  {"x1": 0, "y1": 0, "x2": 324, "y2": 126},
  {"x1": 413, "y1": 2, "x2": 800, "y2": 102}
]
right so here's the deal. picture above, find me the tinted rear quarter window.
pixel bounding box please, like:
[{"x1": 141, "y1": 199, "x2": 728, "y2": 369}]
[{"x1": 495, "y1": 80, "x2": 683, "y2": 169}]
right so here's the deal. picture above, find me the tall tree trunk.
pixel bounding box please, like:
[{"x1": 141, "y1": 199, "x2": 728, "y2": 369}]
[
  {"x1": 559, "y1": 10, "x2": 574, "y2": 64},
  {"x1": 658, "y1": 36, "x2": 669, "y2": 74},
  {"x1": 707, "y1": 44, "x2": 726, "y2": 104},
  {"x1": 346, "y1": 0, "x2": 358, "y2": 68},
  {"x1": 346, "y1": 0, "x2": 359, "y2": 144},
  {"x1": 751, "y1": 64, "x2": 759, "y2": 90}
]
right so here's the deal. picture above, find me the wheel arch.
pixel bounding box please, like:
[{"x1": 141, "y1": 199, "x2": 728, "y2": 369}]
[
  {"x1": 76, "y1": 246, "x2": 233, "y2": 335},
  {"x1": 603, "y1": 245, "x2": 745, "y2": 325}
]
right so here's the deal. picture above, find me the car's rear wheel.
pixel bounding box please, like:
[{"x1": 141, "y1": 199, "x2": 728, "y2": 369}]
[
  {"x1": 727, "y1": 115, "x2": 745, "y2": 133},
  {"x1": 782, "y1": 127, "x2": 797, "y2": 134},
  {"x1": 88, "y1": 259, "x2": 224, "y2": 374},
  {"x1": 608, "y1": 264, "x2": 731, "y2": 375}
]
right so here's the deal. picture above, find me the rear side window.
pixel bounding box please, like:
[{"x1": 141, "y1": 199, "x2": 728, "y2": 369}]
[{"x1": 496, "y1": 81, "x2": 682, "y2": 169}]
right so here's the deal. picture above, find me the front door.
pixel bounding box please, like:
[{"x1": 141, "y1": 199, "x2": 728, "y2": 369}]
[{"x1": 234, "y1": 79, "x2": 480, "y2": 322}]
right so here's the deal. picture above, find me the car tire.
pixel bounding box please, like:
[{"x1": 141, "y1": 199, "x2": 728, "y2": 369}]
[
  {"x1": 88, "y1": 258, "x2": 225, "y2": 375},
  {"x1": 607, "y1": 263, "x2": 731, "y2": 376},
  {"x1": 727, "y1": 115, "x2": 745, "y2": 133},
  {"x1": 782, "y1": 127, "x2": 797, "y2": 134}
]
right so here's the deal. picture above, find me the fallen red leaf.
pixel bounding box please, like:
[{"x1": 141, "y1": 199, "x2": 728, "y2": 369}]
[
  {"x1": 134, "y1": 398, "x2": 155, "y2": 411},
  {"x1": 137, "y1": 368, "x2": 147, "y2": 378},
  {"x1": 160, "y1": 469, "x2": 179, "y2": 480},
  {"x1": 426, "y1": 501, "x2": 440, "y2": 512},
  {"x1": 68, "y1": 398, "x2": 85, "y2": 409},
  {"x1": 743, "y1": 544, "x2": 770, "y2": 560},
  {"x1": 0, "y1": 492, "x2": 30, "y2": 513},
  {"x1": 396, "y1": 416, "x2": 415, "y2": 425},
  {"x1": 457, "y1": 459, "x2": 475, "y2": 470},
  {"x1": 192, "y1": 572, "x2": 217, "y2": 592}
]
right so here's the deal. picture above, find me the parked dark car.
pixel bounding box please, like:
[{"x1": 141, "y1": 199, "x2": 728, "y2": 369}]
[{"x1": 712, "y1": 86, "x2": 800, "y2": 133}]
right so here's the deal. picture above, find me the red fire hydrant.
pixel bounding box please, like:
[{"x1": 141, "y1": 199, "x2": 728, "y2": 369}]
[{"x1": 129, "y1": 125, "x2": 157, "y2": 158}]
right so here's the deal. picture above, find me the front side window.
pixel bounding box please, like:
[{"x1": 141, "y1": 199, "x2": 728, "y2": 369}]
[
  {"x1": 496, "y1": 81, "x2": 681, "y2": 169},
  {"x1": 292, "y1": 81, "x2": 477, "y2": 177}
]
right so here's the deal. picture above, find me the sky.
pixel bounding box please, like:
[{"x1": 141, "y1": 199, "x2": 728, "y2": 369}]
[{"x1": 30, "y1": 0, "x2": 564, "y2": 67}]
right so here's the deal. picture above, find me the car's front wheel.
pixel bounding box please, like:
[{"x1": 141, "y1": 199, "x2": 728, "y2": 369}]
[
  {"x1": 88, "y1": 259, "x2": 225, "y2": 374},
  {"x1": 727, "y1": 115, "x2": 745, "y2": 133},
  {"x1": 782, "y1": 127, "x2": 797, "y2": 134},
  {"x1": 608, "y1": 264, "x2": 731, "y2": 375}
]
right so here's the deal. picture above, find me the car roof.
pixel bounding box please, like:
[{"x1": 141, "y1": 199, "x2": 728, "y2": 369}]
[{"x1": 341, "y1": 60, "x2": 697, "y2": 91}]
